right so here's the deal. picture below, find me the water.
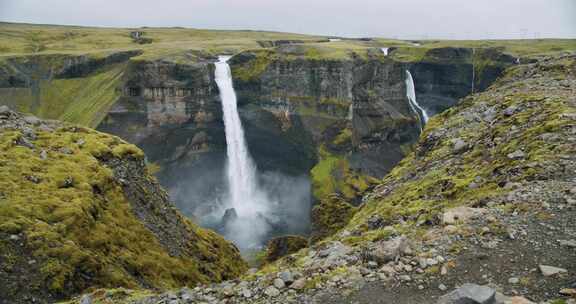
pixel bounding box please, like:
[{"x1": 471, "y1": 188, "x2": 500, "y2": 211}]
[
  {"x1": 381, "y1": 47, "x2": 389, "y2": 56},
  {"x1": 471, "y1": 48, "x2": 475, "y2": 94},
  {"x1": 405, "y1": 70, "x2": 429, "y2": 129},
  {"x1": 214, "y1": 56, "x2": 270, "y2": 249}
]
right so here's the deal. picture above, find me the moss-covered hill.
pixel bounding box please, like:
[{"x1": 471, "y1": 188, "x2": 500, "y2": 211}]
[
  {"x1": 0, "y1": 107, "x2": 247, "y2": 303},
  {"x1": 343, "y1": 53, "x2": 576, "y2": 239}
]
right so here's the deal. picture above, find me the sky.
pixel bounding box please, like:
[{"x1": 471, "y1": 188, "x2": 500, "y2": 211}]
[{"x1": 1, "y1": 0, "x2": 575, "y2": 39}]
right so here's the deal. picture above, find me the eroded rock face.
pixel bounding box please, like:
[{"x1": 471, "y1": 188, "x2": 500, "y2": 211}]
[
  {"x1": 409, "y1": 47, "x2": 516, "y2": 116},
  {"x1": 230, "y1": 54, "x2": 420, "y2": 178},
  {"x1": 97, "y1": 59, "x2": 228, "y2": 219}
]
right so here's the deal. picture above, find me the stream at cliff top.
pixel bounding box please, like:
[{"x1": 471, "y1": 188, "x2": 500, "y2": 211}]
[{"x1": 405, "y1": 70, "x2": 429, "y2": 129}]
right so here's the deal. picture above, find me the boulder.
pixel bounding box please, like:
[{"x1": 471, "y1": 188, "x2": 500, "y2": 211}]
[
  {"x1": 437, "y1": 283, "x2": 496, "y2": 304},
  {"x1": 290, "y1": 278, "x2": 306, "y2": 290},
  {"x1": 264, "y1": 286, "x2": 280, "y2": 297},
  {"x1": 507, "y1": 296, "x2": 535, "y2": 304},
  {"x1": 442, "y1": 207, "x2": 486, "y2": 225},
  {"x1": 453, "y1": 138, "x2": 468, "y2": 154},
  {"x1": 539, "y1": 265, "x2": 567, "y2": 276},
  {"x1": 369, "y1": 236, "x2": 408, "y2": 264},
  {"x1": 506, "y1": 150, "x2": 525, "y2": 160},
  {"x1": 273, "y1": 278, "x2": 285, "y2": 289},
  {"x1": 278, "y1": 271, "x2": 294, "y2": 284},
  {"x1": 80, "y1": 295, "x2": 92, "y2": 304}
]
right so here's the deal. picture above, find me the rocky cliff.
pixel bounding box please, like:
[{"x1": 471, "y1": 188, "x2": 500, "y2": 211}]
[
  {"x1": 0, "y1": 107, "x2": 246, "y2": 304},
  {"x1": 228, "y1": 46, "x2": 515, "y2": 205}
]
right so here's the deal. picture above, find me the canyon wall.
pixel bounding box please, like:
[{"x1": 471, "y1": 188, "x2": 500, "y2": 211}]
[{"x1": 0, "y1": 46, "x2": 515, "y2": 219}]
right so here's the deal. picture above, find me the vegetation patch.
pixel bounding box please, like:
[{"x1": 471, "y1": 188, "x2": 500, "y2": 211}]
[{"x1": 0, "y1": 113, "x2": 246, "y2": 301}]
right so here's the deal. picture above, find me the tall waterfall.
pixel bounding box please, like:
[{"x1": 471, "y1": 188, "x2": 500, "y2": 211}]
[
  {"x1": 471, "y1": 48, "x2": 475, "y2": 94},
  {"x1": 215, "y1": 56, "x2": 269, "y2": 249},
  {"x1": 405, "y1": 70, "x2": 429, "y2": 129},
  {"x1": 381, "y1": 47, "x2": 389, "y2": 56}
]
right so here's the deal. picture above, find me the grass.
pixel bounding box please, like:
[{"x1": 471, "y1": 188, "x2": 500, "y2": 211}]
[
  {"x1": 310, "y1": 145, "x2": 377, "y2": 202},
  {"x1": 0, "y1": 122, "x2": 246, "y2": 298},
  {"x1": 0, "y1": 63, "x2": 125, "y2": 128},
  {"x1": 0, "y1": 22, "x2": 324, "y2": 61}
]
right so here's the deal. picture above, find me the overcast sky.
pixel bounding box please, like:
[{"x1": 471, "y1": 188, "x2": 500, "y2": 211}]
[{"x1": 1, "y1": 0, "x2": 575, "y2": 39}]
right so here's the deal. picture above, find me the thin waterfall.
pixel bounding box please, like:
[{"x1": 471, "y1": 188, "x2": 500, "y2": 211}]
[
  {"x1": 405, "y1": 70, "x2": 429, "y2": 130},
  {"x1": 381, "y1": 47, "x2": 389, "y2": 56},
  {"x1": 471, "y1": 48, "x2": 475, "y2": 94},
  {"x1": 215, "y1": 56, "x2": 269, "y2": 249}
]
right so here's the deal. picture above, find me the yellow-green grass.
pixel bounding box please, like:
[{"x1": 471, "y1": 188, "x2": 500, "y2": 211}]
[
  {"x1": 0, "y1": 124, "x2": 246, "y2": 296},
  {"x1": 310, "y1": 146, "x2": 376, "y2": 201},
  {"x1": 386, "y1": 39, "x2": 576, "y2": 62},
  {"x1": 0, "y1": 22, "x2": 324, "y2": 61},
  {"x1": 0, "y1": 63, "x2": 125, "y2": 128}
]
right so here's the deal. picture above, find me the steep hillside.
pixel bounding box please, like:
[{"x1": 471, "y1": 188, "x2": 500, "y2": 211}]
[
  {"x1": 0, "y1": 108, "x2": 246, "y2": 303},
  {"x1": 112, "y1": 53, "x2": 576, "y2": 304}
]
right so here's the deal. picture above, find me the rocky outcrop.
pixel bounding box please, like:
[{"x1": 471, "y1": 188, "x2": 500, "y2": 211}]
[{"x1": 0, "y1": 108, "x2": 246, "y2": 303}]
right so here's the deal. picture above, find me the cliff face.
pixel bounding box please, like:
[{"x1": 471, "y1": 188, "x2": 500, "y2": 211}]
[
  {"x1": 409, "y1": 47, "x2": 517, "y2": 115},
  {"x1": 230, "y1": 52, "x2": 418, "y2": 185},
  {"x1": 96, "y1": 58, "x2": 229, "y2": 217},
  {"x1": 0, "y1": 46, "x2": 515, "y2": 224},
  {"x1": 0, "y1": 108, "x2": 246, "y2": 304},
  {"x1": 228, "y1": 47, "x2": 514, "y2": 204}
]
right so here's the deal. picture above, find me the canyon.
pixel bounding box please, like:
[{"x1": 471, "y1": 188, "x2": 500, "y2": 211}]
[{"x1": 0, "y1": 22, "x2": 574, "y2": 303}]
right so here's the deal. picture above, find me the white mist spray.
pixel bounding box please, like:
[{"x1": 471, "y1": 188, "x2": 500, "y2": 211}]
[{"x1": 405, "y1": 70, "x2": 429, "y2": 130}]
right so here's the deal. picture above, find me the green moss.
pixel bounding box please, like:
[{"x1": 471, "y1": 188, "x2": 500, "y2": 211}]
[
  {"x1": 265, "y1": 235, "x2": 308, "y2": 263},
  {"x1": 231, "y1": 49, "x2": 276, "y2": 81},
  {"x1": 310, "y1": 146, "x2": 378, "y2": 202},
  {"x1": 0, "y1": 121, "x2": 246, "y2": 298},
  {"x1": 311, "y1": 195, "x2": 356, "y2": 242},
  {"x1": 0, "y1": 61, "x2": 125, "y2": 128},
  {"x1": 333, "y1": 128, "x2": 352, "y2": 146}
]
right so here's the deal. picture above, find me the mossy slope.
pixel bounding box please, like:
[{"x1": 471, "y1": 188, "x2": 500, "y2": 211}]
[
  {"x1": 0, "y1": 110, "x2": 246, "y2": 303},
  {"x1": 343, "y1": 54, "x2": 576, "y2": 239}
]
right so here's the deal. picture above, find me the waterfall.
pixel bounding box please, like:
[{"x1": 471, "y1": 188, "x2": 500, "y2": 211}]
[
  {"x1": 215, "y1": 56, "x2": 269, "y2": 249},
  {"x1": 381, "y1": 47, "x2": 389, "y2": 56},
  {"x1": 405, "y1": 70, "x2": 429, "y2": 129},
  {"x1": 471, "y1": 48, "x2": 475, "y2": 94}
]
